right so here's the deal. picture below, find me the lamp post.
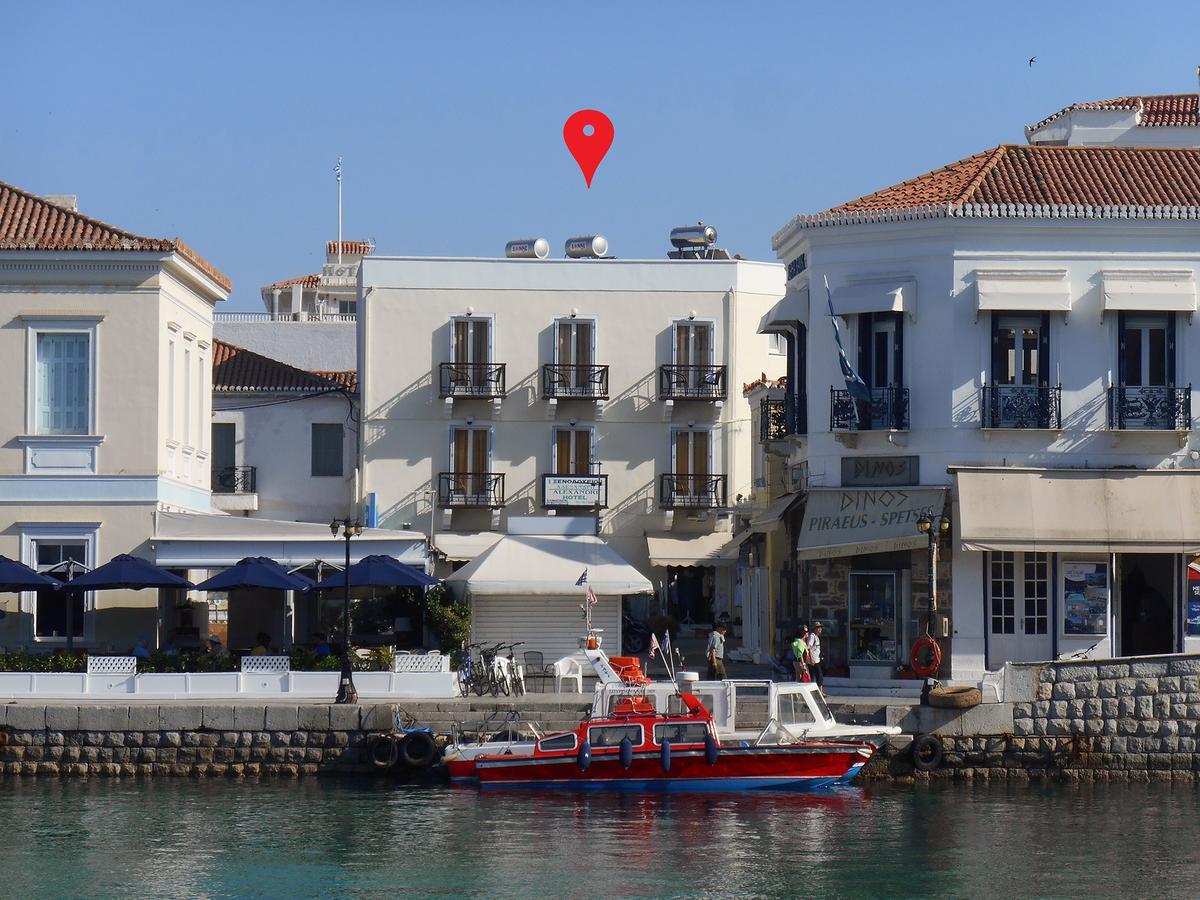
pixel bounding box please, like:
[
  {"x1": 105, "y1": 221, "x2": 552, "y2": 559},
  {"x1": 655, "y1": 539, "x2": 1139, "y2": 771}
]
[
  {"x1": 330, "y1": 517, "x2": 363, "y2": 704},
  {"x1": 915, "y1": 513, "x2": 951, "y2": 627}
]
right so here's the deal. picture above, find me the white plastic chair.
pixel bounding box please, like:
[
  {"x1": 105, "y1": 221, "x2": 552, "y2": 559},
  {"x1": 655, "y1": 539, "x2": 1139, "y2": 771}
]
[{"x1": 553, "y1": 656, "x2": 584, "y2": 693}]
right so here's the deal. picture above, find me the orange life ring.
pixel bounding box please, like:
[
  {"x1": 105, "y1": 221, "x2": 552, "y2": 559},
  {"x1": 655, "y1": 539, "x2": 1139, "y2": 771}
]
[{"x1": 910, "y1": 635, "x2": 942, "y2": 677}]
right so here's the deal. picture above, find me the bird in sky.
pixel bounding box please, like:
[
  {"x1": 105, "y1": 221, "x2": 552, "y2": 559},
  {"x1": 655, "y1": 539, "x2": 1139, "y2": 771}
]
[{"x1": 1028, "y1": 56, "x2": 1037, "y2": 67}]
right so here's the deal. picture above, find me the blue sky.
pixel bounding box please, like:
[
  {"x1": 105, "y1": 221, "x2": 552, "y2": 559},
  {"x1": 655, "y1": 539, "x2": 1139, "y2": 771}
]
[{"x1": 5, "y1": 1, "x2": 1200, "y2": 308}]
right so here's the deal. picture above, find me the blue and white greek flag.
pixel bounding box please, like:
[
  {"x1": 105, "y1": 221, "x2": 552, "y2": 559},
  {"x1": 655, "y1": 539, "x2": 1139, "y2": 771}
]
[{"x1": 825, "y1": 275, "x2": 870, "y2": 402}]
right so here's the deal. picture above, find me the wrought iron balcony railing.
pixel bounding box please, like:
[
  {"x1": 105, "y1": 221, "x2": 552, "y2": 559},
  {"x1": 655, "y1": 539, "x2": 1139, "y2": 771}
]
[
  {"x1": 981, "y1": 384, "x2": 1062, "y2": 429},
  {"x1": 437, "y1": 472, "x2": 506, "y2": 508},
  {"x1": 1107, "y1": 385, "x2": 1191, "y2": 431},
  {"x1": 659, "y1": 473, "x2": 728, "y2": 509},
  {"x1": 658, "y1": 365, "x2": 727, "y2": 401},
  {"x1": 759, "y1": 394, "x2": 807, "y2": 441},
  {"x1": 542, "y1": 364, "x2": 610, "y2": 400},
  {"x1": 212, "y1": 465, "x2": 256, "y2": 494},
  {"x1": 830, "y1": 385, "x2": 909, "y2": 431},
  {"x1": 438, "y1": 362, "x2": 507, "y2": 398},
  {"x1": 541, "y1": 473, "x2": 609, "y2": 509}
]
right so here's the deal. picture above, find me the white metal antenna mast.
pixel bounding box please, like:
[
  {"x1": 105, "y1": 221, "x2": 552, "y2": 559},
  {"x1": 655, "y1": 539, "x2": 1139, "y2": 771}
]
[{"x1": 335, "y1": 156, "x2": 344, "y2": 265}]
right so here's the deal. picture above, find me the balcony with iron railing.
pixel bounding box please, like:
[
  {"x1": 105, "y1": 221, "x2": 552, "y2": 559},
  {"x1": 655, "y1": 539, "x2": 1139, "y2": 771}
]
[
  {"x1": 759, "y1": 394, "x2": 806, "y2": 442},
  {"x1": 1107, "y1": 385, "x2": 1192, "y2": 431},
  {"x1": 438, "y1": 362, "x2": 507, "y2": 399},
  {"x1": 830, "y1": 385, "x2": 909, "y2": 431},
  {"x1": 542, "y1": 364, "x2": 610, "y2": 400},
  {"x1": 659, "y1": 473, "x2": 728, "y2": 509},
  {"x1": 658, "y1": 365, "x2": 727, "y2": 401},
  {"x1": 437, "y1": 472, "x2": 505, "y2": 508},
  {"x1": 980, "y1": 384, "x2": 1062, "y2": 429},
  {"x1": 212, "y1": 465, "x2": 257, "y2": 494}
]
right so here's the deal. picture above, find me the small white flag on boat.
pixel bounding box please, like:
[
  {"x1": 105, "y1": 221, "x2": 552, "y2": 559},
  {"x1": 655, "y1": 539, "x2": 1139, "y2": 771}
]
[{"x1": 648, "y1": 633, "x2": 661, "y2": 659}]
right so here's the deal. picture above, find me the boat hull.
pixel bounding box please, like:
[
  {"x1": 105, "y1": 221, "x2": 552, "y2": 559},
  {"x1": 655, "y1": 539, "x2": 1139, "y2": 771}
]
[{"x1": 476, "y1": 744, "x2": 871, "y2": 792}]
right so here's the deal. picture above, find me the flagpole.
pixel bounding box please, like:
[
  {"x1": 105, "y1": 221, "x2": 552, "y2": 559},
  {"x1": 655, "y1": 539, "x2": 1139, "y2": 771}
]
[{"x1": 335, "y1": 156, "x2": 344, "y2": 266}]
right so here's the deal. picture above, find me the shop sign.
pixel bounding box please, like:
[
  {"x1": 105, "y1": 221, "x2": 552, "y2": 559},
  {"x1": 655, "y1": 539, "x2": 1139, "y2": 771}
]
[
  {"x1": 796, "y1": 487, "x2": 945, "y2": 560},
  {"x1": 841, "y1": 456, "x2": 919, "y2": 487},
  {"x1": 1188, "y1": 567, "x2": 1200, "y2": 637},
  {"x1": 1062, "y1": 561, "x2": 1108, "y2": 636},
  {"x1": 544, "y1": 475, "x2": 604, "y2": 507}
]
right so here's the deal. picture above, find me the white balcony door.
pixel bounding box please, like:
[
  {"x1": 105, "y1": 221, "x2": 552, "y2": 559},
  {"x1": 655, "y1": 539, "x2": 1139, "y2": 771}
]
[
  {"x1": 1121, "y1": 314, "x2": 1169, "y2": 387},
  {"x1": 869, "y1": 316, "x2": 897, "y2": 388},
  {"x1": 995, "y1": 315, "x2": 1041, "y2": 387},
  {"x1": 987, "y1": 551, "x2": 1052, "y2": 668},
  {"x1": 674, "y1": 321, "x2": 713, "y2": 368}
]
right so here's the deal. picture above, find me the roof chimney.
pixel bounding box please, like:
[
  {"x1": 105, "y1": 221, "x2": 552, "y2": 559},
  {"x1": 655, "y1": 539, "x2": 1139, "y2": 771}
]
[{"x1": 43, "y1": 194, "x2": 78, "y2": 212}]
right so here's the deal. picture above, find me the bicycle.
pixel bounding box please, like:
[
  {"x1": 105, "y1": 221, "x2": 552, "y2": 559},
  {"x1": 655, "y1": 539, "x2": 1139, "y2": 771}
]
[{"x1": 493, "y1": 642, "x2": 526, "y2": 697}]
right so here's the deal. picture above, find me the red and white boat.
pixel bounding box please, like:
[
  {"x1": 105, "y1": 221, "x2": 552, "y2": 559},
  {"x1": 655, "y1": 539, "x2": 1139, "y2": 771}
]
[{"x1": 471, "y1": 693, "x2": 875, "y2": 791}]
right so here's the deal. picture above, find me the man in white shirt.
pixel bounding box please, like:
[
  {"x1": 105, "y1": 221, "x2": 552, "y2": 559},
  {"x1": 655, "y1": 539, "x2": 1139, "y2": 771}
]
[
  {"x1": 805, "y1": 622, "x2": 824, "y2": 688},
  {"x1": 706, "y1": 623, "x2": 728, "y2": 680}
]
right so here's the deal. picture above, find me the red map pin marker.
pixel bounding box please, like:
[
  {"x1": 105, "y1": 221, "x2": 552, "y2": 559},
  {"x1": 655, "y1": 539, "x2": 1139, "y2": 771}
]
[{"x1": 563, "y1": 110, "x2": 614, "y2": 188}]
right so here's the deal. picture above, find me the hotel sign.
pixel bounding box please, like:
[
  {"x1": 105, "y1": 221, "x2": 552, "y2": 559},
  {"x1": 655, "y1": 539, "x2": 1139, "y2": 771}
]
[
  {"x1": 796, "y1": 487, "x2": 946, "y2": 560},
  {"x1": 543, "y1": 475, "x2": 607, "y2": 508}
]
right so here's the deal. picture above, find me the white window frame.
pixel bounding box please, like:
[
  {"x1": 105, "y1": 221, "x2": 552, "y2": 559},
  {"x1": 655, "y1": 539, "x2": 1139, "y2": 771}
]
[
  {"x1": 24, "y1": 317, "x2": 101, "y2": 436},
  {"x1": 448, "y1": 424, "x2": 493, "y2": 473},
  {"x1": 552, "y1": 316, "x2": 598, "y2": 366},
  {"x1": 167, "y1": 338, "x2": 177, "y2": 443},
  {"x1": 989, "y1": 551, "x2": 1050, "y2": 637},
  {"x1": 587, "y1": 723, "x2": 645, "y2": 748},
  {"x1": 550, "y1": 424, "x2": 596, "y2": 475},
  {"x1": 670, "y1": 318, "x2": 717, "y2": 367},
  {"x1": 448, "y1": 314, "x2": 495, "y2": 365},
  {"x1": 20, "y1": 524, "x2": 99, "y2": 644},
  {"x1": 669, "y1": 425, "x2": 715, "y2": 475},
  {"x1": 767, "y1": 332, "x2": 786, "y2": 356}
]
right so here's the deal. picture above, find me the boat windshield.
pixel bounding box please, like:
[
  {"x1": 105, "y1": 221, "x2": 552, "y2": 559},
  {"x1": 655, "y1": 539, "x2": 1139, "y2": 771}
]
[
  {"x1": 777, "y1": 692, "x2": 816, "y2": 726},
  {"x1": 654, "y1": 722, "x2": 708, "y2": 745},
  {"x1": 810, "y1": 690, "x2": 835, "y2": 723},
  {"x1": 538, "y1": 733, "x2": 578, "y2": 752}
]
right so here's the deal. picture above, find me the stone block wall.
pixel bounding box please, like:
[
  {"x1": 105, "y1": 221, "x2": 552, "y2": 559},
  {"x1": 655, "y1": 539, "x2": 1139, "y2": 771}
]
[{"x1": 0, "y1": 703, "x2": 400, "y2": 778}]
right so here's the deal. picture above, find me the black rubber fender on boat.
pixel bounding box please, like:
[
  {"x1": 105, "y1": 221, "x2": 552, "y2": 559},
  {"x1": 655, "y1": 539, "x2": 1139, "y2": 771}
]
[
  {"x1": 367, "y1": 733, "x2": 399, "y2": 770},
  {"x1": 910, "y1": 733, "x2": 944, "y2": 772},
  {"x1": 577, "y1": 740, "x2": 592, "y2": 771},
  {"x1": 704, "y1": 733, "x2": 719, "y2": 766},
  {"x1": 399, "y1": 731, "x2": 438, "y2": 770},
  {"x1": 619, "y1": 736, "x2": 634, "y2": 769},
  {"x1": 660, "y1": 739, "x2": 672, "y2": 773}
]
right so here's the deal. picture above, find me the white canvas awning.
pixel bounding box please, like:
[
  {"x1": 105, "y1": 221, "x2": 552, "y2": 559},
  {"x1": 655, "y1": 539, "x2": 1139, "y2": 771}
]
[
  {"x1": 976, "y1": 273, "x2": 1072, "y2": 312},
  {"x1": 748, "y1": 492, "x2": 802, "y2": 533},
  {"x1": 446, "y1": 533, "x2": 652, "y2": 596},
  {"x1": 832, "y1": 279, "x2": 916, "y2": 320},
  {"x1": 152, "y1": 512, "x2": 426, "y2": 568},
  {"x1": 795, "y1": 487, "x2": 947, "y2": 560},
  {"x1": 954, "y1": 467, "x2": 1200, "y2": 554},
  {"x1": 646, "y1": 532, "x2": 739, "y2": 568},
  {"x1": 759, "y1": 287, "x2": 809, "y2": 333},
  {"x1": 432, "y1": 531, "x2": 502, "y2": 562},
  {"x1": 1102, "y1": 271, "x2": 1196, "y2": 314}
]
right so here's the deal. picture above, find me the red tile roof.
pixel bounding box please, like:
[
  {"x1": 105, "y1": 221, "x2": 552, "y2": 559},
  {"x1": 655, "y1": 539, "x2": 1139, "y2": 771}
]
[
  {"x1": 776, "y1": 145, "x2": 1200, "y2": 239},
  {"x1": 0, "y1": 178, "x2": 231, "y2": 292},
  {"x1": 1028, "y1": 93, "x2": 1200, "y2": 133},
  {"x1": 265, "y1": 273, "x2": 320, "y2": 291},
  {"x1": 212, "y1": 340, "x2": 357, "y2": 393},
  {"x1": 326, "y1": 240, "x2": 374, "y2": 257},
  {"x1": 743, "y1": 374, "x2": 787, "y2": 395}
]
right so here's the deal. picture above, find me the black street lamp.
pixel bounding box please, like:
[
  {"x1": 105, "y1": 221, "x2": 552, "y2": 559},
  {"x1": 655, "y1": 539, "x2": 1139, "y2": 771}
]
[
  {"x1": 329, "y1": 517, "x2": 363, "y2": 704},
  {"x1": 915, "y1": 513, "x2": 951, "y2": 628}
]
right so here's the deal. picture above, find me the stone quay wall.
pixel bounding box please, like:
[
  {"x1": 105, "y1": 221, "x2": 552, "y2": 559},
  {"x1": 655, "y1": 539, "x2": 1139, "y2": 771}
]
[
  {"x1": 864, "y1": 653, "x2": 1200, "y2": 783},
  {"x1": 0, "y1": 703, "x2": 402, "y2": 778}
]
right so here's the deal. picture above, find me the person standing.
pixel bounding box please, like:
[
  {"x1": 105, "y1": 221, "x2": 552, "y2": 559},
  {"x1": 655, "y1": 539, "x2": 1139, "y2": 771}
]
[
  {"x1": 706, "y1": 622, "x2": 729, "y2": 680},
  {"x1": 791, "y1": 626, "x2": 811, "y2": 682},
  {"x1": 806, "y1": 622, "x2": 825, "y2": 688}
]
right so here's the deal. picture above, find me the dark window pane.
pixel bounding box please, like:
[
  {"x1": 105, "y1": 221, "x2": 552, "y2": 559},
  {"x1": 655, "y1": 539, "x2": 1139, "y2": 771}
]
[
  {"x1": 1123, "y1": 327, "x2": 1143, "y2": 385},
  {"x1": 1148, "y1": 328, "x2": 1166, "y2": 386},
  {"x1": 311, "y1": 424, "x2": 344, "y2": 477}
]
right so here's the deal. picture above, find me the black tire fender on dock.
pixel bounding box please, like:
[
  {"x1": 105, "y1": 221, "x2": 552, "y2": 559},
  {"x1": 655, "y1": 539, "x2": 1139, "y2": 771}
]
[
  {"x1": 910, "y1": 733, "x2": 944, "y2": 772},
  {"x1": 399, "y1": 731, "x2": 438, "y2": 769},
  {"x1": 368, "y1": 733, "x2": 400, "y2": 770}
]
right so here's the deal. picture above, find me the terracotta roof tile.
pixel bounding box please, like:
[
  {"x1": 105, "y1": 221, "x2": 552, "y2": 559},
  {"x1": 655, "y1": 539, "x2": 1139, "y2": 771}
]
[
  {"x1": 1028, "y1": 93, "x2": 1200, "y2": 133},
  {"x1": 326, "y1": 240, "x2": 374, "y2": 257},
  {"x1": 265, "y1": 273, "x2": 321, "y2": 291},
  {"x1": 213, "y1": 340, "x2": 356, "y2": 393},
  {"x1": 0, "y1": 178, "x2": 231, "y2": 292},
  {"x1": 790, "y1": 145, "x2": 1200, "y2": 227}
]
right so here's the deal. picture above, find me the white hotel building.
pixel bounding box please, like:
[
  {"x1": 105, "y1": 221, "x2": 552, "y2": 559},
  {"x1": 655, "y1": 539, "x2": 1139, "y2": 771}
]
[
  {"x1": 764, "y1": 92, "x2": 1200, "y2": 683},
  {"x1": 357, "y1": 241, "x2": 784, "y2": 656}
]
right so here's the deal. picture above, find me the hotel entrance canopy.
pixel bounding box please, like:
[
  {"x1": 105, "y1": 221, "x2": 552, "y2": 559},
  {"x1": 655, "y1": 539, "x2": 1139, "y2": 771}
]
[
  {"x1": 795, "y1": 487, "x2": 947, "y2": 560},
  {"x1": 953, "y1": 466, "x2": 1200, "y2": 554}
]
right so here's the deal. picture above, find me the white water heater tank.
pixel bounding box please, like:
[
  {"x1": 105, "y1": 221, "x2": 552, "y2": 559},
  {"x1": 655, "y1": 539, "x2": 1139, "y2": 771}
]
[
  {"x1": 564, "y1": 235, "x2": 609, "y2": 258},
  {"x1": 505, "y1": 238, "x2": 550, "y2": 259}
]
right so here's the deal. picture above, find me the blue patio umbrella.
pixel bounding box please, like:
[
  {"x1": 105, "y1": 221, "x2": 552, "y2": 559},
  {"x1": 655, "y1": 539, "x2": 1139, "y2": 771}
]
[
  {"x1": 0, "y1": 555, "x2": 61, "y2": 592},
  {"x1": 195, "y1": 557, "x2": 314, "y2": 593},
  {"x1": 62, "y1": 554, "x2": 193, "y2": 591},
  {"x1": 311, "y1": 555, "x2": 441, "y2": 591}
]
